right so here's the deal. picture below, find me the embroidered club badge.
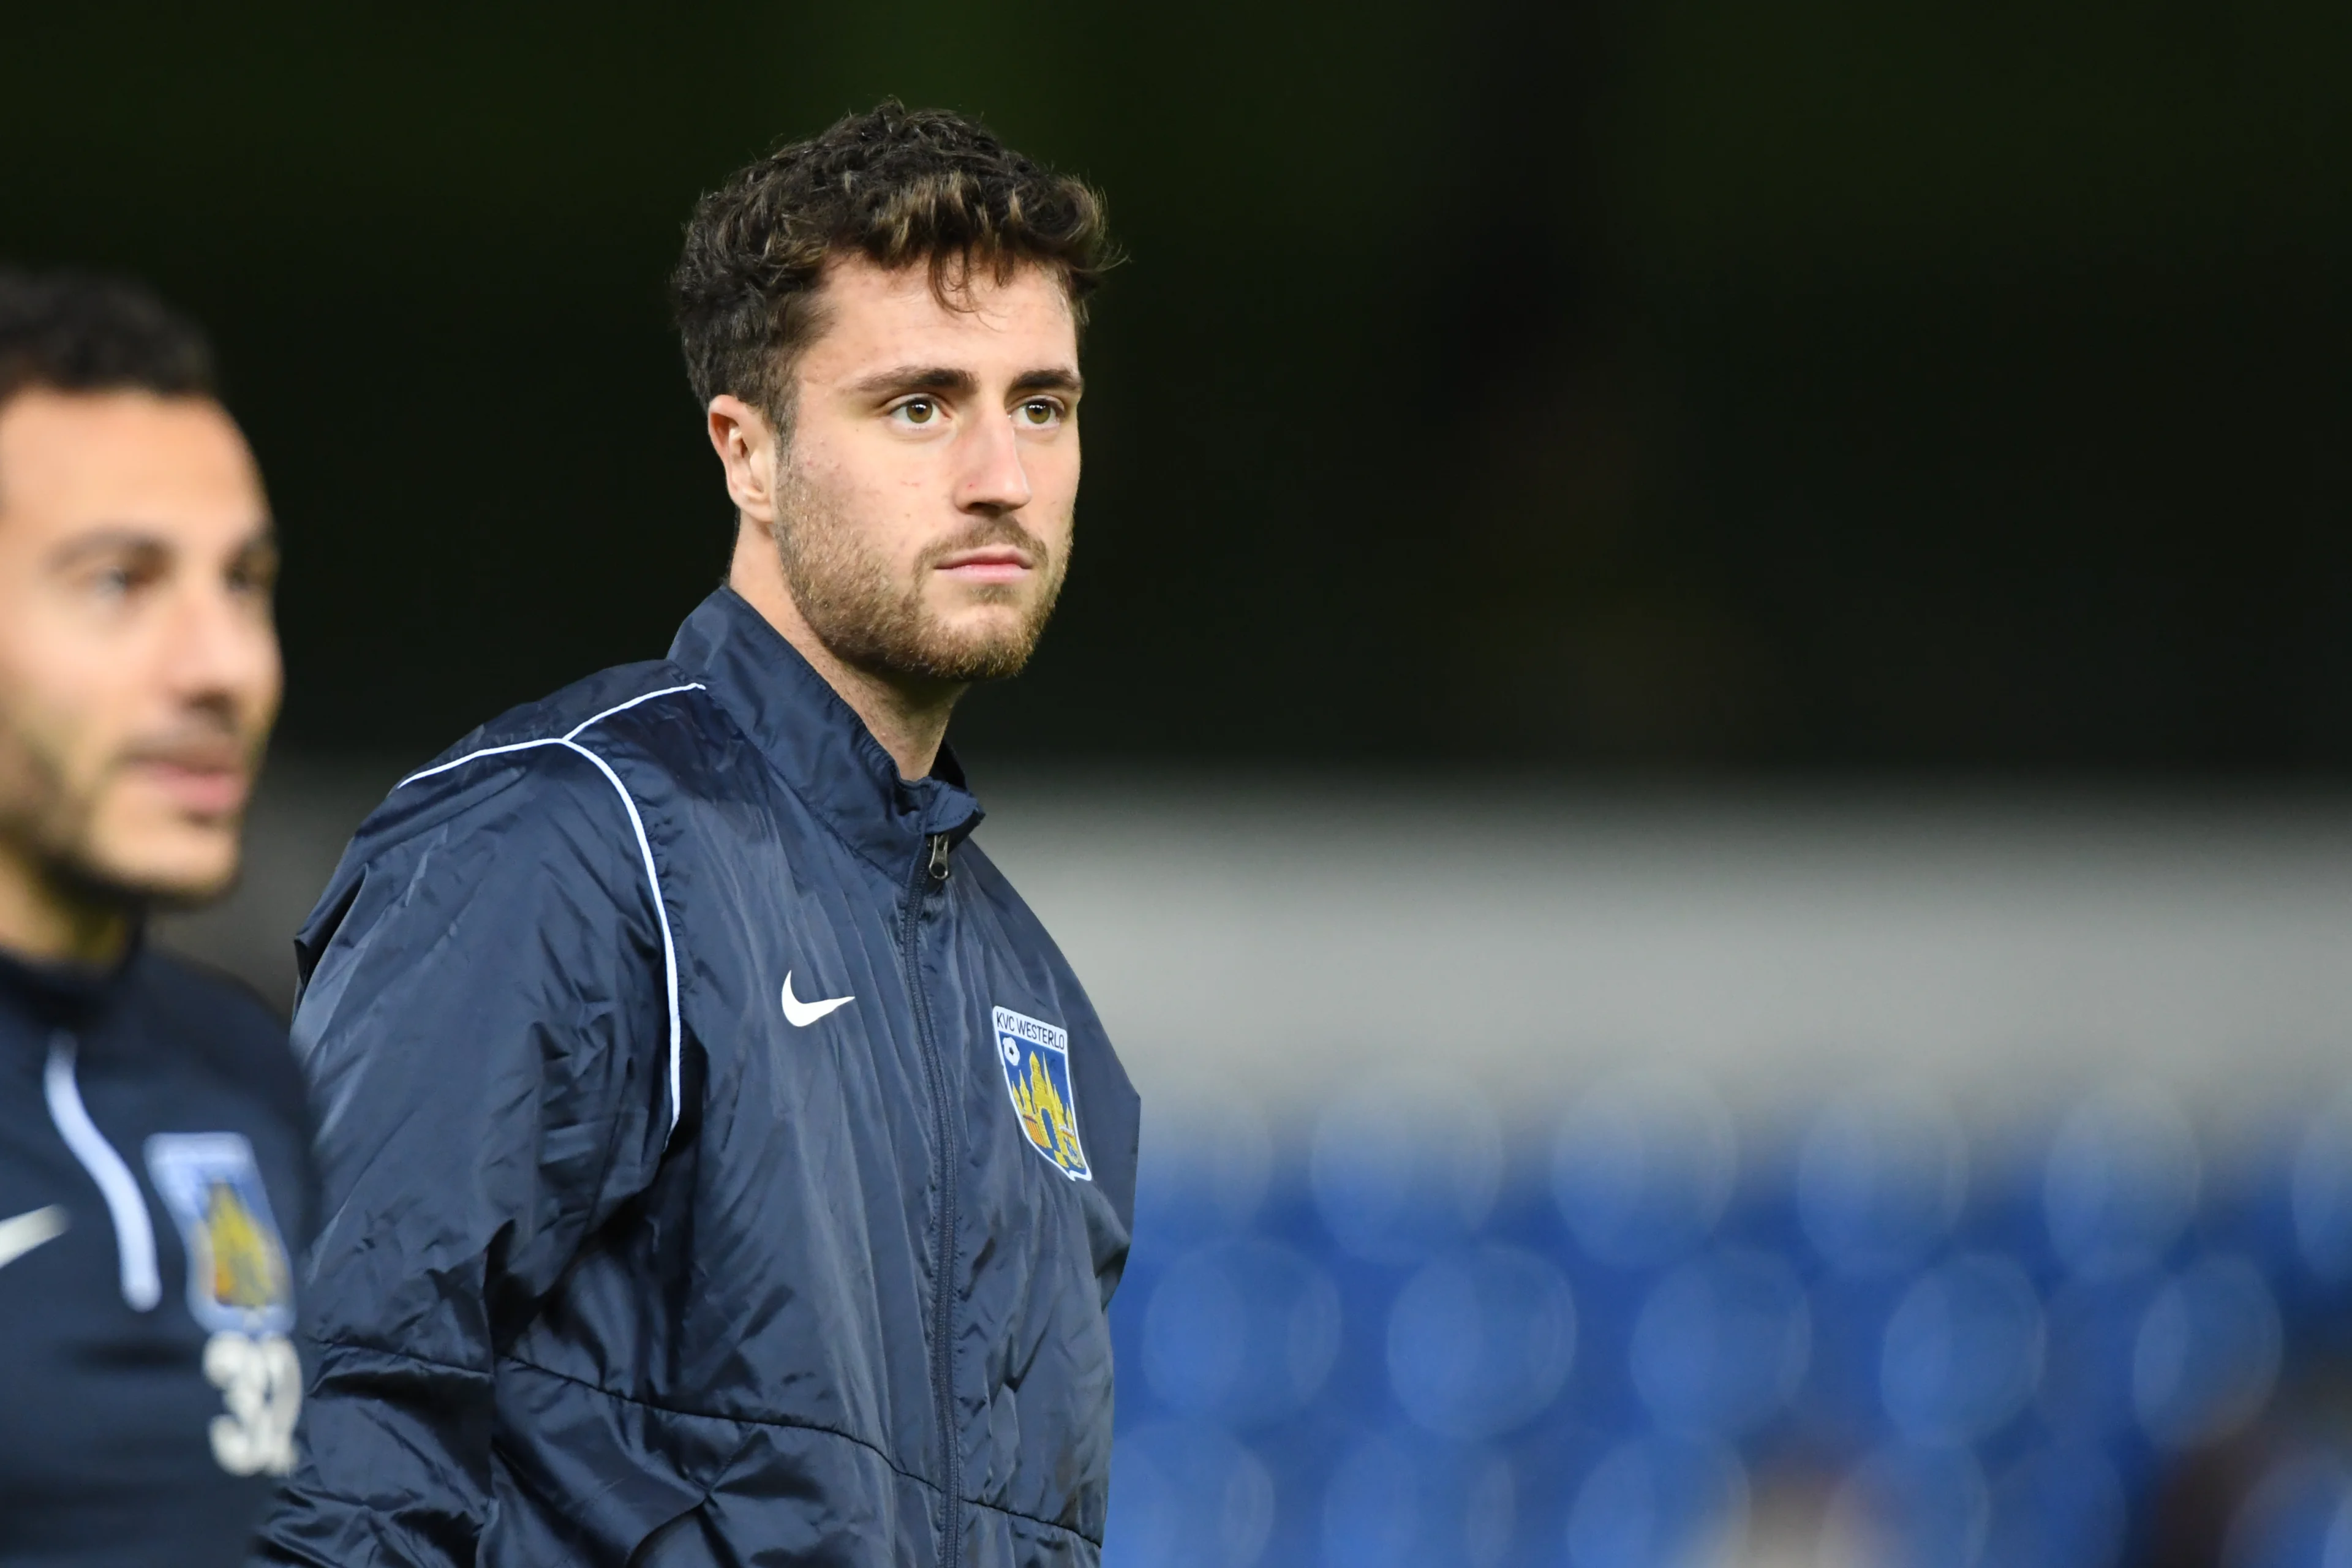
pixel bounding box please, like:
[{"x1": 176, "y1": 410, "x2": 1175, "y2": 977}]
[
  {"x1": 144, "y1": 1133, "x2": 295, "y2": 1335},
  {"x1": 994, "y1": 1006, "x2": 1091, "y2": 1181}
]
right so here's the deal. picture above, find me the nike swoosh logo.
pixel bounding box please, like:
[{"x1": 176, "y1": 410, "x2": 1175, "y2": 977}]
[
  {"x1": 782, "y1": 970, "x2": 855, "y2": 1028},
  {"x1": 0, "y1": 1205, "x2": 68, "y2": 1271}
]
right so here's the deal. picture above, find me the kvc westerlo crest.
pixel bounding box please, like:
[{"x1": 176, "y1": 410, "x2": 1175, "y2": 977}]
[
  {"x1": 144, "y1": 1131, "x2": 295, "y2": 1335},
  {"x1": 994, "y1": 1006, "x2": 1090, "y2": 1181}
]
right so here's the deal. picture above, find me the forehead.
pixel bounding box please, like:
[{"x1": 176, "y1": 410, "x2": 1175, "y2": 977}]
[
  {"x1": 0, "y1": 389, "x2": 262, "y2": 536},
  {"x1": 798, "y1": 256, "x2": 1079, "y2": 380}
]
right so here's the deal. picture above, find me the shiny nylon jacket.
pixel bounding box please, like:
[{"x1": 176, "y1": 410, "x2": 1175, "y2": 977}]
[{"x1": 260, "y1": 589, "x2": 1140, "y2": 1567}]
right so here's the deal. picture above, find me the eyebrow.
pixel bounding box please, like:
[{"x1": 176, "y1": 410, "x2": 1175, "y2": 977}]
[
  {"x1": 848, "y1": 365, "x2": 979, "y2": 401},
  {"x1": 45, "y1": 521, "x2": 275, "y2": 570},
  {"x1": 47, "y1": 528, "x2": 173, "y2": 568},
  {"x1": 1011, "y1": 368, "x2": 1085, "y2": 398},
  {"x1": 845, "y1": 364, "x2": 1085, "y2": 401}
]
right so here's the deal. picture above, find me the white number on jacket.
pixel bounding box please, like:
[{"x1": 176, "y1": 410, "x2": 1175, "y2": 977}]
[{"x1": 203, "y1": 1331, "x2": 301, "y2": 1476}]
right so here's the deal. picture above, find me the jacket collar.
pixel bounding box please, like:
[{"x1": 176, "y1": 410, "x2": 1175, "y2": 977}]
[
  {"x1": 0, "y1": 931, "x2": 143, "y2": 1033},
  {"x1": 668, "y1": 587, "x2": 984, "y2": 876}
]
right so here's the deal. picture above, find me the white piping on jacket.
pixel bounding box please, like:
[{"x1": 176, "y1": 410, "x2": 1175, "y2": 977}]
[
  {"x1": 395, "y1": 682, "x2": 702, "y2": 1141},
  {"x1": 43, "y1": 1034, "x2": 162, "y2": 1311},
  {"x1": 398, "y1": 684, "x2": 707, "y2": 788}
]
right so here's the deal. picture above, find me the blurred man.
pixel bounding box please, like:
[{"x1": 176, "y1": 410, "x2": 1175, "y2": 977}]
[
  {"x1": 0, "y1": 270, "x2": 306, "y2": 1563},
  {"x1": 263, "y1": 103, "x2": 1138, "y2": 1567}
]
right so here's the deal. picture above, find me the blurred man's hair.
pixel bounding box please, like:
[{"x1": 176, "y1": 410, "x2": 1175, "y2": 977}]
[
  {"x1": 671, "y1": 100, "x2": 1114, "y2": 434},
  {"x1": 0, "y1": 267, "x2": 217, "y2": 414}
]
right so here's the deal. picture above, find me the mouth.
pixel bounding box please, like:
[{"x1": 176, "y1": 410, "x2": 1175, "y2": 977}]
[
  {"x1": 932, "y1": 545, "x2": 1036, "y2": 586},
  {"x1": 121, "y1": 744, "x2": 252, "y2": 818}
]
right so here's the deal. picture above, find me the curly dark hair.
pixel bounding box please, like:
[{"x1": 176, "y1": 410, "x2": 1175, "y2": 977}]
[
  {"x1": 671, "y1": 100, "x2": 1114, "y2": 431},
  {"x1": 0, "y1": 267, "x2": 216, "y2": 410}
]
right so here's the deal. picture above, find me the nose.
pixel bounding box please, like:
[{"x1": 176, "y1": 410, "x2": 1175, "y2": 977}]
[
  {"x1": 955, "y1": 409, "x2": 1034, "y2": 515},
  {"x1": 160, "y1": 571, "x2": 281, "y2": 730}
]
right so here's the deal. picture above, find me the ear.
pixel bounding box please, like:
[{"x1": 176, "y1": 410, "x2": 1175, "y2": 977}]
[{"x1": 706, "y1": 394, "x2": 780, "y2": 526}]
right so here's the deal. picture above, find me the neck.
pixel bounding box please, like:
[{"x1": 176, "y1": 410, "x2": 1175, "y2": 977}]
[
  {"x1": 727, "y1": 522, "x2": 962, "y2": 781},
  {"x1": 0, "y1": 835, "x2": 132, "y2": 968}
]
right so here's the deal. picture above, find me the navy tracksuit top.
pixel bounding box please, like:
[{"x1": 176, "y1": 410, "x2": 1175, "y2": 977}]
[
  {"x1": 0, "y1": 942, "x2": 313, "y2": 1566},
  {"x1": 261, "y1": 587, "x2": 1141, "y2": 1567}
]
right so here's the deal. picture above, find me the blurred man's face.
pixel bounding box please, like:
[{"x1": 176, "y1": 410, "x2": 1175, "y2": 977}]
[
  {"x1": 0, "y1": 388, "x2": 280, "y2": 914},
  {"x1": 772, "y1": 256, "x2": 1082, "y2": 685}
]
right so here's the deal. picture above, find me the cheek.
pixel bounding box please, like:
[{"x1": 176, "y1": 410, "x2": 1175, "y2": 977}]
[
  {"x1": 0, "y1": 627, "x2": 149, "y2": 797},
  {"x1": 0, "y1": 674, "x2": 106, "y2": 820},
  {"x1": 1033, "y1": 451, "x2": 1082, "y2": 538},
  {"x1": 242, "y1": 620, "x2": 286, "y2": 725},
  {"x1": 859, "y1": 483, "x2": 951, "y2": 575},
  {"x1": 795, "y1": 444, "x2": 924, "y2": 553}
]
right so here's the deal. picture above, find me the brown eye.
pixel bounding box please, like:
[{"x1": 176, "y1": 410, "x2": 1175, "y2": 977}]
[
  {"x1": 88, "y1": 560, "x2": 156, "y2": 601},
  {"x1": 1021, "y1": 400, "x2": 1060, "y2": 426},
  {"x1": 895, "y1": 399, "x2": 937, "y2": 426},
  {"x1": 230, "y1": 554, "x2": 279, "y2": 598}
]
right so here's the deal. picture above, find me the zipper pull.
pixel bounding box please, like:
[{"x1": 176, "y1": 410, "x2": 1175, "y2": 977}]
[{"x1": 927, "y1": 833, "x2": 952, "y2": 883}]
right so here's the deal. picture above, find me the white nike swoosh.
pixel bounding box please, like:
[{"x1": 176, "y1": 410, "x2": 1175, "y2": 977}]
[
  {"x1": 0, "y1": 1205, "x2": 68, "y2": 1271},
  {"x1": 782, "y1": 970, "x2": 855, "y2": 1028}
]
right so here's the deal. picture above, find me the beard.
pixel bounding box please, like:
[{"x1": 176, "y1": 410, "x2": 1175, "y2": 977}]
[
  {"x1": 0, "y1": 725, "x2": 241, "y2": 920},
  {"x1": 770, "y1": 463, "x2": 1070, "y2": 686}
]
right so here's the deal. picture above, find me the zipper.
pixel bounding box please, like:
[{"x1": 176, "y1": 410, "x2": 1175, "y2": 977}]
[
  {"x1": 901, "y1": 831, "x2": 961, "y2": 1565},
  {"x1": 43, "y1": 1033, "x2": 162, "y2": 1312}
]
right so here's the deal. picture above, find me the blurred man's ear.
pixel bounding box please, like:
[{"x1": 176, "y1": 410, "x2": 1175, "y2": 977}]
[{"x1": 706, "y1": 395, "x2": 778, "y2": 529}]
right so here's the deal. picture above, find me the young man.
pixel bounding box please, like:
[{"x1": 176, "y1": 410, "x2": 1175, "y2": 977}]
[
  {"x1": 263, "y1": 104, "x2": 1139, "y2": 1567},
  {"x1": 0, "y1": 270, "x2": 306, "y2": 1562}
]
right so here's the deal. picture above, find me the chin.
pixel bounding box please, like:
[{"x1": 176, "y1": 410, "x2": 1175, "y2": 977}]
[
  {"x1": 922, "y1": 612, "x2": 1049, "y2": 674},
  {"x1": 69, "y1": 826, "x2": 245, "y2": 913},
  {"x1": 938, "y1": 614, "x2": 1027, "y2": 651}
]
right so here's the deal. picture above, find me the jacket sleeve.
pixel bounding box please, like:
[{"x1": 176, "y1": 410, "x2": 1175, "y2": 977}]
[{"x1": 257, "y1": 754, "x2": 674, "y2": 1567}]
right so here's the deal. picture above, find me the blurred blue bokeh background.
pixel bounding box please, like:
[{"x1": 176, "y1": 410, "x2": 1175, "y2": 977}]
[{"x1": 1106, "y1": 1072, "x2": 2352, "y2": 1567}]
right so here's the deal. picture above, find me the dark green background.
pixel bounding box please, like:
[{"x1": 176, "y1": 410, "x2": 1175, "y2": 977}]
[{"x1": 4, "y1": 2, "x2": 2346, "y2": 772}]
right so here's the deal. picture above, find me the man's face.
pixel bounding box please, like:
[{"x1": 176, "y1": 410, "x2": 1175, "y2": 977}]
[
  {"x1": 772, "y1": 256, "x2": 1082, "y2": 685},
  {"x1": 0, "y1": 389, "x2": 281, "y2": 909}
]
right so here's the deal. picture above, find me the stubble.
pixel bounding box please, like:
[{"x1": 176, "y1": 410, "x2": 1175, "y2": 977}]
[{"x1": 769, "y1": 462, "x2": 1069, "y2": 685}]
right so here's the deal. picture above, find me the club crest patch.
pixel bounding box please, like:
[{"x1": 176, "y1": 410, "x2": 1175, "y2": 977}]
[
  {"x1": 994, "y1": 1006, "x2": 1091, "y2": 1181},
  {"x1": 144, "y1": 1133, "x2": 294, "y2": 1335}
]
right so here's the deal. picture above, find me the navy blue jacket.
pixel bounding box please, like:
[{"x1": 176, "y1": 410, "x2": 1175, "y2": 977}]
[
  {"x1": 0, "y1": 942, "x2": 313, "y2": 1566},
  {"x1": 260, "y1": 589, "x2": 1139, "y2": 1567}
]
